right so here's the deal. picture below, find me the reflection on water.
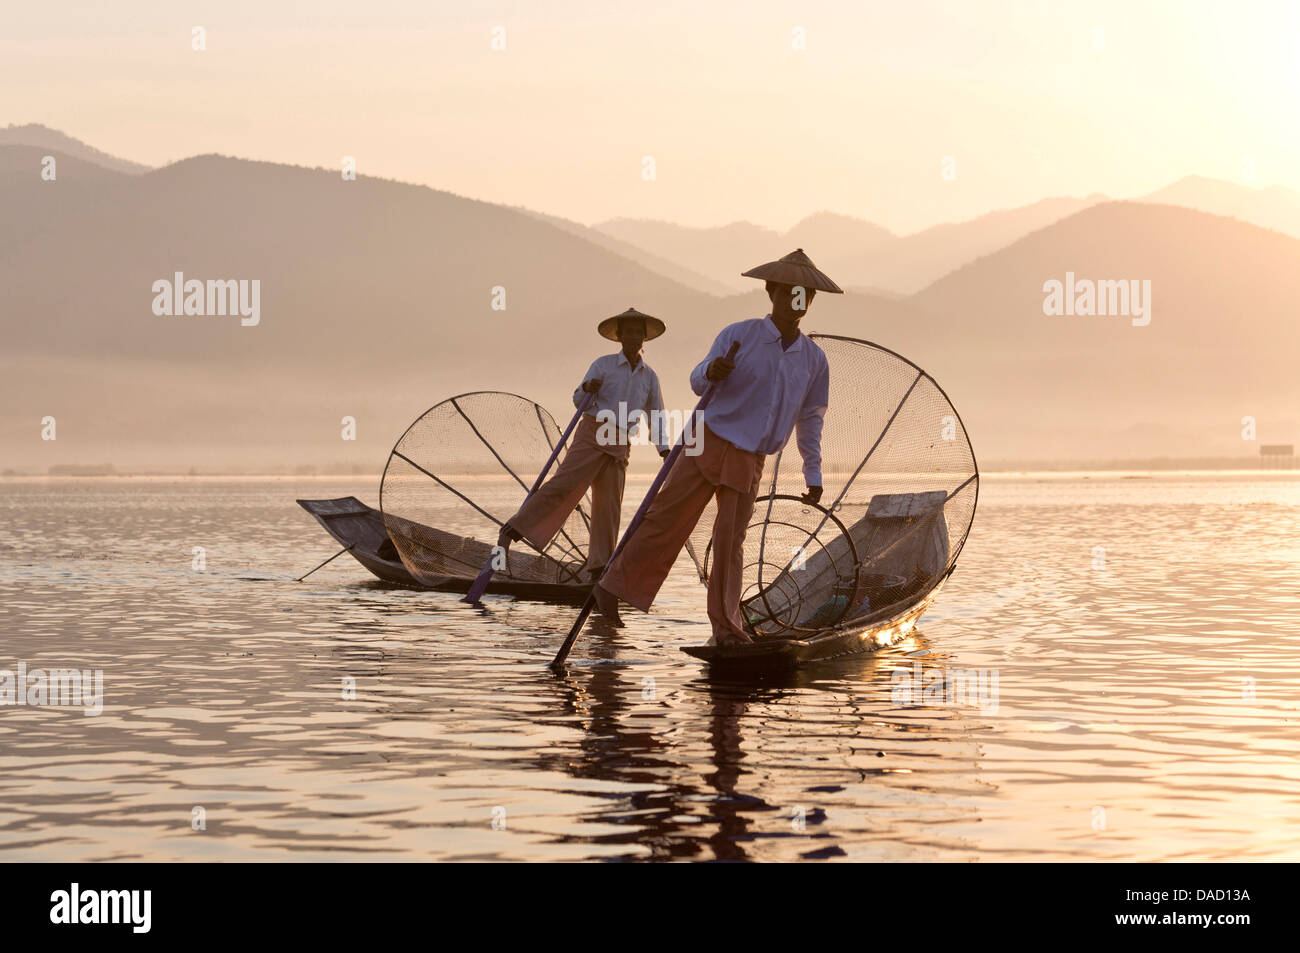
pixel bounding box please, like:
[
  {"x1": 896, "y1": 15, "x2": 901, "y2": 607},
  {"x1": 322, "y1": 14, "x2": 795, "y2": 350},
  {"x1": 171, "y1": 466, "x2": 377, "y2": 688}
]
[{"x1": 0, "y1": 474, "x2": 1298, "y2": 861}]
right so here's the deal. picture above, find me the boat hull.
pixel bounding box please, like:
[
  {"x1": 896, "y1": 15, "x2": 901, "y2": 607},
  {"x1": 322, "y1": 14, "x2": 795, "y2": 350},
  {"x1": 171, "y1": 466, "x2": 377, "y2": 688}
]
[
  {"x1": 297, "y1": 497, "x2": 592, "y2": 604},
  {"x1": 680, "y1": 584, "x2": 940, "y2": 671}
]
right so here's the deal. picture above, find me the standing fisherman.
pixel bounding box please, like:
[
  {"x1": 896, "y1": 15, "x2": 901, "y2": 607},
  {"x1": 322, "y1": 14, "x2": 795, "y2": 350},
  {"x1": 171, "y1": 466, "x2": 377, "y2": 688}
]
[
  {"x1": 594, "y1": 250, "x2": 843, "y2": 644},
  {"x1": 500, "y1": 308, "x2": 671, "y2": 581}
]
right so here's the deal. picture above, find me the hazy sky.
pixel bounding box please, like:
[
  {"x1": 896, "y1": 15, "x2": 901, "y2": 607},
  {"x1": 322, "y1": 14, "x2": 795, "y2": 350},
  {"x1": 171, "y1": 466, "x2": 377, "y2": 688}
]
[{"x1": 5, "y1": 0, "x2": 1299, "y2": 232}]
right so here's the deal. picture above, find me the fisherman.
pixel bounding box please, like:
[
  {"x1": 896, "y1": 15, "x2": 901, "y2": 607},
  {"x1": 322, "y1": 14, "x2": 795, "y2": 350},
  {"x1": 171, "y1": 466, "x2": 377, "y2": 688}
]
[
  {"x1": 594, "y1": 250, "x2": 842, "y2": 645},
  {"x1": 499, "y1": 308, "x2": 671, "y2": 580}
]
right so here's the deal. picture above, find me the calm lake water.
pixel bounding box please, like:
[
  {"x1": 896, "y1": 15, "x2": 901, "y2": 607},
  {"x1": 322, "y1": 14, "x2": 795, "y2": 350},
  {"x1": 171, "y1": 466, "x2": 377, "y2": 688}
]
[{"x1": 1, "y1": 473, "x2": 1298, "y2": 861}]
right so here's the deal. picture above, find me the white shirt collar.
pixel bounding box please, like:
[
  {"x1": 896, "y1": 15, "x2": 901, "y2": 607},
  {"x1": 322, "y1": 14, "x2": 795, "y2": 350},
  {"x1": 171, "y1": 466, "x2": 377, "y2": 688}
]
[{"x1": 763, "y1": 314, "x2": 804, "y2": 351}]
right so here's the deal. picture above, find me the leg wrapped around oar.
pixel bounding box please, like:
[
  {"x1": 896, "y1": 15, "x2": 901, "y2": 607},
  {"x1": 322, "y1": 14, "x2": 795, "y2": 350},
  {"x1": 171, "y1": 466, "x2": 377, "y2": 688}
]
[
  {"x1": 504, "y1": 414, "x2": 628, "y2": 572},
  {"x1": 598, "y1": 425, "x2": 764, "y2": 645},
  {"x1": 598, "y1": 452, "x2": 715, "y2": 614}
]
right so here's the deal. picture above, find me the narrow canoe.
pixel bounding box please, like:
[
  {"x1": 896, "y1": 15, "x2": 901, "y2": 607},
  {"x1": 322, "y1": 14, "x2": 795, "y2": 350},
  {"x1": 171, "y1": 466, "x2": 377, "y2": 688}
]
[
  {"x1": 296, "y1": 497, "x2": 592, "y2": 604},
  {"x1": 679, "y1": 583, "x2": 941, "y2": 671}
]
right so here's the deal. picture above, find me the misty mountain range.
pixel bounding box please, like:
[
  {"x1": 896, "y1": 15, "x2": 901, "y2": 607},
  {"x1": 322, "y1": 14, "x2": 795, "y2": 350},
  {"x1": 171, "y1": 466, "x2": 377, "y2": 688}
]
[{"x1": 1, "y1": 123, "x2": 1296, "y2": 470}]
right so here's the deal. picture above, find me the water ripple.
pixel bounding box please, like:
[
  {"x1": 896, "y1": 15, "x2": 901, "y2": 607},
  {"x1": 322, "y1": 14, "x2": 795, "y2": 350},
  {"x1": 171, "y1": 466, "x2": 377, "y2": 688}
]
[{"x1": 1, "y1": 474, "x2": 1298, "y2": 860}]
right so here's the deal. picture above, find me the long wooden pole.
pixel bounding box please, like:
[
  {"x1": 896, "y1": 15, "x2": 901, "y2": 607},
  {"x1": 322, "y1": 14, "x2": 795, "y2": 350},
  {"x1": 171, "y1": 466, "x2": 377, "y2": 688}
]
[
  {"x1": 296, "y1": 543, "x2": 356, "y2": 582},
  {"x1": 550, "y1": 340, "x2": 740, "y2": 670},
  {"x1": 461, "y1": 390, "x2": 595, "y2": 603}
]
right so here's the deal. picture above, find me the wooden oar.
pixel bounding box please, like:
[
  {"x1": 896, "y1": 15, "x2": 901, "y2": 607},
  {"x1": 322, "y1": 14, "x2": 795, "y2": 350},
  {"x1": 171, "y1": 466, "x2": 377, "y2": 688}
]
[
  {"x1": 461, "y1": 390, "x2": 596, "y2": 603},
  {"x1": 550, "y1": 340, "x2": 741, "y2": 670}
]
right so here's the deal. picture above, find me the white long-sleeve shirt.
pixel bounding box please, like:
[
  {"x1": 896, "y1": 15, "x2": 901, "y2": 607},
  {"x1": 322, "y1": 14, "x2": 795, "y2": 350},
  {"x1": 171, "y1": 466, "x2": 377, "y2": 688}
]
[
  {"x1": 572, "y1": 350, "x2": 671, "y2": 454},
  {"x1": 689, "y1": 316, "x2": 830, "y2": 485}
]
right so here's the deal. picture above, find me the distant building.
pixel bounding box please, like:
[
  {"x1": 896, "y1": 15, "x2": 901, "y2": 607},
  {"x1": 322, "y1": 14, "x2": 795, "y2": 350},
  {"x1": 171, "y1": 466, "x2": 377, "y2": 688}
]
[{"x1": 1260, "y1": 445, "x2": 1295, "y2": 469}]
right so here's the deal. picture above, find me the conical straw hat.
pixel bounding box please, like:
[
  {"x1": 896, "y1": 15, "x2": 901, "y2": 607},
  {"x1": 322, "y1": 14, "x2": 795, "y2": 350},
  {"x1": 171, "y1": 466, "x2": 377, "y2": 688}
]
[
  {"x1": 597, "y1": 306, "x2": 667, "y2": 342},
  {"x1": 741, "y1": 248, "x2": 843, "y2": 293}
]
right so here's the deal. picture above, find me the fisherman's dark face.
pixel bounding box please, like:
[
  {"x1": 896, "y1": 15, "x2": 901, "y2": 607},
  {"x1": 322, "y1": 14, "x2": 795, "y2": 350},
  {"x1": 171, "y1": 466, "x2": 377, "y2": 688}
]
[
  {"x1": 768, "y1": 283, "x2": 815, "y2": 328},
  {"x1": 618, "y1": 318, "x2": 647, "y2": 354}
]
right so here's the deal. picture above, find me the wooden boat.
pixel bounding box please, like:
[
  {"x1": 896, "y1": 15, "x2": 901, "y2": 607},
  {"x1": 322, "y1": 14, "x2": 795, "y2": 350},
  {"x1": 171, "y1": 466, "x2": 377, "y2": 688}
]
[
  {"x1": 678, "y1": 486, "x2": 962, "y2": 672},
  {"x1": 680, "y1": 581, "x2": 942, "y2": 671},
  {"x1": 297, "y1": 497, "x2": 592, "y2": 604},
  {"x1": 297, "y1": 497, "x2": 415, "y2": 584},
  {"x1": 669, "y1": 335, "x2": 977, "y2": 673}
]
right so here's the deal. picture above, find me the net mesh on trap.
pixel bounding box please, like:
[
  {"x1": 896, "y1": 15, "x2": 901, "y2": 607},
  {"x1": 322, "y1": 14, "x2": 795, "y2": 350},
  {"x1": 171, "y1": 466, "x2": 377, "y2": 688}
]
[
  {"x1": 380, "y1": 392, "x2": 591, "y2": 587},
  {"x1": 687, "y1": 334, "x2": 978, "y2": 638}
]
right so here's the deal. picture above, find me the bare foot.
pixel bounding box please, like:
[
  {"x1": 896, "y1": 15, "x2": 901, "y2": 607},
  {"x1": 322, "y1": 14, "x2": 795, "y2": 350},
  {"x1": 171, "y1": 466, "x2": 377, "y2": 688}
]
[
  {"x1": 593, "y1": 584, "x2": 624, "y2": 626},
  {"x1": 715, "y1": 629, "x2": 753, "y2": 648}
]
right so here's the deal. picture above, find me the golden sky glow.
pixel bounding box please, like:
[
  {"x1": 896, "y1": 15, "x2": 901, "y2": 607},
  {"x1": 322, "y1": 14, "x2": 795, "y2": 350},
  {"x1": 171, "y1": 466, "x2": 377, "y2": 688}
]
[{"x1": 3, "y1": 0, "x2": 1298, "y2": 231}]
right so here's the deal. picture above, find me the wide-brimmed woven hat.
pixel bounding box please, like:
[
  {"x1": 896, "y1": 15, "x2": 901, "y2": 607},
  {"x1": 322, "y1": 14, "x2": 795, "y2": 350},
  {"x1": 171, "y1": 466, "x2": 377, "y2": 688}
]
[
  {"x1": 741, "y1": 248, "x2": 844, "y2": 294},
  {"x1": 597, "y1": 307, "x2": 666, "y2": 342}
]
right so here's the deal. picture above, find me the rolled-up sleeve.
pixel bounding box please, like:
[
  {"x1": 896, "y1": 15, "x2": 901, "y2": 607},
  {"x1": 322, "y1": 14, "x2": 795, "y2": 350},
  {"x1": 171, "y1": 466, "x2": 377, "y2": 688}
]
[
  {"x1": 795, "y1": 355, "x2": 830, "y2": 486},
  {"x1": 573, "y1": 357, "x2": 603, "y2": 409}
]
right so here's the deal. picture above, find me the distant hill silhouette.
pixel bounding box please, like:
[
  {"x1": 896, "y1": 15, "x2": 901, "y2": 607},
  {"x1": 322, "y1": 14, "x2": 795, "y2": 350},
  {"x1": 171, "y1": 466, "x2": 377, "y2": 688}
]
[
  {"x1": 594, "y1": 218, "x2": 788, "y2": 294},
  {"x1": 1142, "y1": 175, "x2": 1300, "y2": 240},
  {"x1": 598, "y1": 197, "x2": 1102, "y2": 294},
  {"x1": 863, "y1": 195, "x2": 1103, "y2": 293},
  {"x1": 0, "y1": 145, "x2": 129, "y2": 257},
  {"x1": 0, "y1": 123, "x2": 152, "y2": 174},
  {"x1": 3, "y1": 134, "x2": 1296, "y2": 469},
  {"x1": 0, "y1": 149, "x2": 750, "y2": 468},
  {"x1": 912, "y1": 202, "x2": 1300, "y2": 459},
  {"x1": 518, "y1": 207, "x2": 733, "y2": 296}
]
